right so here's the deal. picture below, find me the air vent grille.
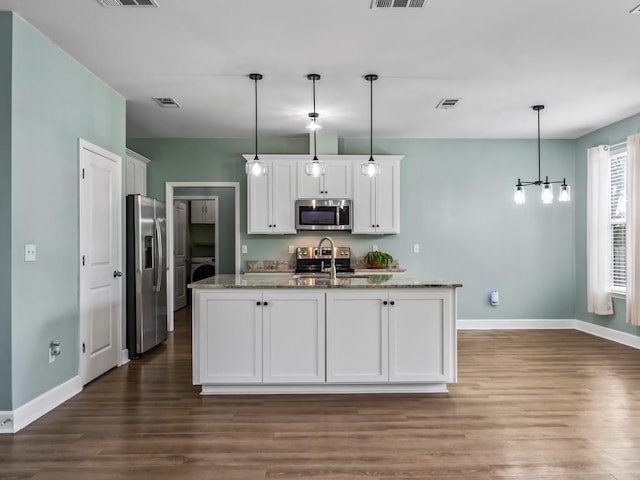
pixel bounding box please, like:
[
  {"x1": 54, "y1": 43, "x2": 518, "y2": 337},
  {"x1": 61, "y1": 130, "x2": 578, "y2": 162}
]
[
  {"x1": 152, "y1": 97, "x2": 181, "y2": 108},
  {"x1": 436, "y1": 98, "x2": 461, "y2": 110},
  {"x1": 97, "y1": 0, "x2": 159, "y2": 7},
  {"x1": 371, "y1": 0, "x2": 427, "y2": 9}
]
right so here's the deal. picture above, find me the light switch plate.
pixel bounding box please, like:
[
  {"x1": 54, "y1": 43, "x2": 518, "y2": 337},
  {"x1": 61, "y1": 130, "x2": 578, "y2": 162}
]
[
  {"x1": 25, "y1": 244, "x2": 36, "y2": 262},
  {"x1": 288, "y1": 245, "x2": 295, "y2": 254},
  {"x1": 413, "y1": 244, "x2": 420, "y2": 253},
  {"x1": 372, "y1": 245, "x2": 378, "y2": 251},
  {"x1": 241, "y1": 245, "x2": 248, "y2": 254}
]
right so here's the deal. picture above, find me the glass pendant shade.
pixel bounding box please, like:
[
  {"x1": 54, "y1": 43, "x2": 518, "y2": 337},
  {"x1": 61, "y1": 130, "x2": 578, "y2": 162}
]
[
  {"x1": 514, "y1": 185, "x2": 526, "y2": 204},
  {"x1": 541, "y1": 183, "x2": 553, "y2": 204},
  {"x1": 306, "y1": 115, "x2": 322, "y2": 131},
  {"x1": 361, "y1": 159, "x2": 381, "y2": 178},
  {"x1": 304, "y1": 158, "x2": 325, "y2": 177},
  {"x1": 559, "y1": 183, "x2": 570, "y2": 202},
  {"x1": 246, "y1": 157, "x2": 267, "y2": 177}
]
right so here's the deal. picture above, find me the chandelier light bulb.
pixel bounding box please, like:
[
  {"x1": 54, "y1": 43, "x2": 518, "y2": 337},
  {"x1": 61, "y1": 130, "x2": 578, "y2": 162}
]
[
  {"x1": 305, "y1": 159, "x2": 325, "y2": 178},
  {"x1": 559, "y1": 182, "x2": 570, "y2": 202},
  {"x1": 541, "y1": 183, "x2": 553, "y2": 204},
  {"x1": 361, "y1": 160, "x2": 381, "y2": 178},
  {"x1": 246, "y1": 158, "x2": 267, "y2": 177},
  {"x1": 514, "y1": 185, "x2": 526, "y2": 204}
]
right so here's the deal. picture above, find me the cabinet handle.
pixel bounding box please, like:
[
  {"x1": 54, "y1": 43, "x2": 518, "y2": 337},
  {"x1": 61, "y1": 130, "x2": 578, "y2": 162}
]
[
  {"x1": 372, "y1": 224, "x2": 375, "y2": 228},
  {"x1": 256, "y1": 301, "x2": 261, "y2": 306},
  {"x1": 383, "y1": 300, "x2": 388, "y2": 305},
  {"x1": 263, "y1": 301, "x2": 268, "y2": 306},
  {"x1": 390, "y1": 301, "x2": 395, "y2": 306},
  {"x1": 376, "y1": 224, "x2": 380, "y2": 228}
]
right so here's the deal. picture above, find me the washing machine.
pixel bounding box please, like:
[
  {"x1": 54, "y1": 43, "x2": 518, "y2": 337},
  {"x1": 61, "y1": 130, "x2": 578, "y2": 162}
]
[{"x1": 191, "y1": 257, "x2": 215, "y2": 282}]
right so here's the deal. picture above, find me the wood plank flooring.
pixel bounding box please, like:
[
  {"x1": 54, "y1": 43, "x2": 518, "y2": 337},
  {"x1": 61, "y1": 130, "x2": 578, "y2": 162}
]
[{"x1": 3, "y1": 310, "x2": 640, "y2": 479}]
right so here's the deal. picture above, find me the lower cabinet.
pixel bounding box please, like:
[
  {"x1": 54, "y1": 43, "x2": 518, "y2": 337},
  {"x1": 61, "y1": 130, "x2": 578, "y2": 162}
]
[
  {"x1": 326, "y1": 289, "x2": 454, "y2": 383},
  {"x1": 193, "y1": 288, "x2": 456, "y2": 389},
  {"x1": 194, "y1": 290, "x2": 325, "y2": 384}
]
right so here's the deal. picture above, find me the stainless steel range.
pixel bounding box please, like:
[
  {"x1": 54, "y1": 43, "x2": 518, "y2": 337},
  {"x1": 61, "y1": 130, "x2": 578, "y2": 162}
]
[{"x1": 295, "y1": 246, "x2": 354, "y2": 275}]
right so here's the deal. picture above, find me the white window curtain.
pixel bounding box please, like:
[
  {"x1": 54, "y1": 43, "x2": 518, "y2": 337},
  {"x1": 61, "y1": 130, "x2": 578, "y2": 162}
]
[
  {"x1": 587, "y1": 145, "x2": 614, "y2": 315},
  {"x1": 626, "y1": 133, "x2": 640, "y2": 325}
]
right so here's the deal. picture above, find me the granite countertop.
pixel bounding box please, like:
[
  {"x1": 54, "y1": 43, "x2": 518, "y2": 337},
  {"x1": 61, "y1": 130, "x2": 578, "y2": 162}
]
[{"x1": 189, "y1": 273, "x2": 461, "y2": 289}]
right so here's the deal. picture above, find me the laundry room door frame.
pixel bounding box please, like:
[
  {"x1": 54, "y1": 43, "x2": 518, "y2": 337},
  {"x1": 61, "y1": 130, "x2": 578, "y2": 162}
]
[{"x1": 165, "y1": 182, "x2": 240, "y2": 332}]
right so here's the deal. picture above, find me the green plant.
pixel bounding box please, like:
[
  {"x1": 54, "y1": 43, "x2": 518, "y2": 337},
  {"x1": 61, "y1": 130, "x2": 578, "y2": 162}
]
[{"x1": 363, "y1": 250, "x2": 393, "y2": 267}]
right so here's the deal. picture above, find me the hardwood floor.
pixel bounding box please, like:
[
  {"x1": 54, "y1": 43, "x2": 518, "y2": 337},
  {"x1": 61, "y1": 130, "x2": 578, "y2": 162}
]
[{"x1": 3, "y1": 310, "x2": 640, "y2": 479}]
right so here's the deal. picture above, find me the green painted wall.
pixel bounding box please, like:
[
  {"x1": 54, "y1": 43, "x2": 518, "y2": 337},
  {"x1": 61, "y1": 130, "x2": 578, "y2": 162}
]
[
  {"x1": 129, "y1": 136, "x2": 577, "y2": 320},
  {"x1": 575, "y1": 112, "x2": 640, "y2": 335},
  {"x1": 0, "y1": 12, "x2": 13, "y2": 411},
  {"x1": 9, "y1": 14, "x2": 126, "y2": 408}
]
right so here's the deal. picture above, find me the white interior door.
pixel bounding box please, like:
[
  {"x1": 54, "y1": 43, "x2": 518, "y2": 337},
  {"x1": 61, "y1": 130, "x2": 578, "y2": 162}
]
[
  {"x1": 79, "y1": 139, "x2": 122, "y2": 385},
  {"x1": 174, "y1": 200, "x2": 187, "y2": 310}
]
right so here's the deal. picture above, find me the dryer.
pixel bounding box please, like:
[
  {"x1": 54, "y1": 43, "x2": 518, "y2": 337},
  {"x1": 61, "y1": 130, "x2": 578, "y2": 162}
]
[{"x1": 191, "y1": 257, "x2": 215, "y2": 282}]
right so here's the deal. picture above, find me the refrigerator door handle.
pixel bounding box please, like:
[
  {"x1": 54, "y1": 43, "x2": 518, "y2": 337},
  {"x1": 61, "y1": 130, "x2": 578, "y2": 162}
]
[{"x1": 155, "y1": 218, "x2": 164, "y2": 293}]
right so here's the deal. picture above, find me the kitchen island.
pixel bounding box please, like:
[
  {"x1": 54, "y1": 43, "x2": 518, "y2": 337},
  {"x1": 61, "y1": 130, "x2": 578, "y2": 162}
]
[{"x1": 189, "y1": 274, "x2": 461, "y2": 395}]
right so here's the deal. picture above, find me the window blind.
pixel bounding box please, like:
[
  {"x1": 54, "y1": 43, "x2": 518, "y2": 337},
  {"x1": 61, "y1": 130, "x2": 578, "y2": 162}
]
[{"x1": 610, "y1": 152, "x2": 627, "y2": 291}]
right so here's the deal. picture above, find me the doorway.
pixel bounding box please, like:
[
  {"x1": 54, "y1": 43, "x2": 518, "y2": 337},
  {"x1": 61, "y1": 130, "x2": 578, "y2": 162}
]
[{"x1": 165, "y1": 182, "x2": 240, "y2": 331}]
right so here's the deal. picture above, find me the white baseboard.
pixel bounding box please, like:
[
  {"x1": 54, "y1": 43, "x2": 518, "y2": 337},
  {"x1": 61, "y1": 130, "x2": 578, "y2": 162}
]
[
  {"x1": 119, "y1": 349, "x2": 130, "y2": 366},
  {"x1": 459, "y1": 318, "x2": 640, "y2": 351},
  {"x1": 1, "y1": 375, "x2": 82, "y2": 434},
  {"x1": 574, "y1": 320, "x2": 640, "y2": 350},
  {"x1": 458, "y1": 319, "x2": 575, "y2": 330}
]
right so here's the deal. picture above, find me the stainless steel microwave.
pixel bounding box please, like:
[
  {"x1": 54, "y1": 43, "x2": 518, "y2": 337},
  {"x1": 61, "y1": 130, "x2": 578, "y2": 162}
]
[{"x1": 295, "y1": 199, "x2": 352, "y2": 231}]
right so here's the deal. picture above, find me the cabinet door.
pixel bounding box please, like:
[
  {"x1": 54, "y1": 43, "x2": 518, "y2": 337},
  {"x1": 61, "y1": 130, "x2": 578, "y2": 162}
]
[
  {"x1": 270, "y1": 160, "x2": 297, "y2": 234},
  {"x1": 389, "y1": 289, "x2": 453, "y2": 382},
  {"x1": 324, "y1": 161, "x2": 352, "y2": 199},
  {"x1": 351, "y1": 167, "x2": 376, "y2": 234},
  {"x1": 125, "y1": 156, "x2": 147, "y2": 196},
  {"x1": 197, "y1": 291, "x2": 263, "y2": 384},
  {"x1": 326, "y1": 291, "x2": 388, "y2": 382},
  {"x1": 204, "y1": 199, "x2": 217, "y2": 223},
  {"x1": 373, "y1": 162, "x2": 400, "y2": 234},
  {"x1": 297, "y1": 164, "x2": 324, "y2": 198},
  {"x1": 263, "y1": 291, "x2": 325, "y2": 383},
  {"x1": 247, "y1": 169, "x2": 272, "y2": 233},
  {"x1": 190, "y1": 200, "x2": 206, "y2": 224}
]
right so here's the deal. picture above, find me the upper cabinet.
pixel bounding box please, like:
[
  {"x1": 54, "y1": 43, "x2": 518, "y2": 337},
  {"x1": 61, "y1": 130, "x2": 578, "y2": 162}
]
[
  {"x1": 245, "y1": 156, "x2": 297, "y2": 234},
  {"x1": 191, "y1": 199, "x2": 217, "y2": 224},
  {"x1": 297, "y1": 159, "x2": 352, "y2": 199},
  {"x1": 125, "y1": 149, "x2": 150, "y2": 196},
  {"x1": 244, "y1": 154, "x2": 402, "y2": 235},
  {"x1": 352, "y1": 157, "x2": 402, "y2": 234}
]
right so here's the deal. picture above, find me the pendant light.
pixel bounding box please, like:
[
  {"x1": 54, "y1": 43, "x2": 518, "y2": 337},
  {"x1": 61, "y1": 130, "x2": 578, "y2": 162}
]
[
  {"x1": 361, "y1": 74, "x2": 381, "y2": 177},
  {"x1": 304, "y1": 74, "x2": 326, "y2": 178},
  {"x1": 245, "y1": 73, "x2": 267, "y2": 177},
  {"x1": 513, "y1": 105, "x2": 570, "y2": 204}
]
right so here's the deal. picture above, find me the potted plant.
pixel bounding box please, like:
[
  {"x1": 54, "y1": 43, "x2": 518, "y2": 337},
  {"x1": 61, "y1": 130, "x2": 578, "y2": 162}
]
[{"x1": 363, "y1": 250, "x2": 393, "y2": 269}]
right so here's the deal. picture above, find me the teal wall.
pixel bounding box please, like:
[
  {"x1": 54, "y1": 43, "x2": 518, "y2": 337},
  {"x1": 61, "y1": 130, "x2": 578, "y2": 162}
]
[
  {"x1": 7, "y1": 14, "x2": 126, "y2": 409},
  {"x1": 128, "y1": 136, "x2": 577, "y2": 320},
  {"x1": 574, "y1": 112, "x2": 640, "y2": 335},
  {"x1": 0, "y1": 12, "x2": 13, "y2": 411}
]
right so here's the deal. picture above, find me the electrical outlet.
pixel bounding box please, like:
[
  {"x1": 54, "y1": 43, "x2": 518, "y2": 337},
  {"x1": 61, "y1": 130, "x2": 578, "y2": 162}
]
[
  {"x1": 49, "y1": 341, "x2": 61, "y2": 363},
  {"x1": 0, "y1": 415, "x2": 13, "y2": 434},
  {"x1": 372, "y1": 245, "x2": 379, "y2": 251},
  {"x1": 241, "y1": 245, "x2": 248, "y2": 254},
  {"x1": 413, "y1": 244, "x2": 420, "y2": 253},
  {"x1": 49, "y1": 346, "x2": 55, "y2": 363},
  {"x1": 25, "y1": 244, "x2": 36, "y2": 262},
  {"x1": 288, "y1": 245, "x2": 295, "y2": 254}
]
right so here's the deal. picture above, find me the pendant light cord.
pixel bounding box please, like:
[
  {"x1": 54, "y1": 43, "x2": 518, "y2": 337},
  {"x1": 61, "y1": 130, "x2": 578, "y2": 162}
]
[
  {"x1": 313, "y1": 76, "x2": 318, "y2": 160},
  {"x1": 254, "y1": 75, "x2": 259, "y2": 161},
  {"x1": 369, "y1": 76, "x2": 373, "y2": 161},
  {"x1": 537, "y1": 106, "x2": 541, "y2": 182}
]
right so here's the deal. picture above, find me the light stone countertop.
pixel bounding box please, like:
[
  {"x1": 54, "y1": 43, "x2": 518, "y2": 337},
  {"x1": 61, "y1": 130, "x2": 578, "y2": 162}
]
[{"x1": 189, "y1": 273, "x2": 461, "y2": 289}]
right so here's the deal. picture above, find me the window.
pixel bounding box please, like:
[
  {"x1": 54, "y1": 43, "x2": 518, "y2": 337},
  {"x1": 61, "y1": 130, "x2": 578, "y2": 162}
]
[{"x1": 610, "y1": 145, "x2": 627, "y2": 294}]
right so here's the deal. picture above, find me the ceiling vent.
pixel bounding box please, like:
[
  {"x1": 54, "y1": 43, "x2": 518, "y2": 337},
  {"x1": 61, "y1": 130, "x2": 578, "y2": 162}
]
[
  {"x1": 97, "y1": 0, "x2": 159, "y2": 7},
  {"x1": 371, "y1": 0, "x2": 427, "y2": 9},
  {"x1": 630, "y1": 3, "x2": 640, "y2": 14},
  {"x1": 436, "y1": 98, "x2": 461, "y2": 110},
  {"x1": 152, "y1": 97, "x2": 181, "y2": 108}
]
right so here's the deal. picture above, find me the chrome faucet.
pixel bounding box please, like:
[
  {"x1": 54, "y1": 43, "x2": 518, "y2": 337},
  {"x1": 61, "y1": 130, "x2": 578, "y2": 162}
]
[{"x1": 318, "y1": 236, "x2": 336, "y2": 281}]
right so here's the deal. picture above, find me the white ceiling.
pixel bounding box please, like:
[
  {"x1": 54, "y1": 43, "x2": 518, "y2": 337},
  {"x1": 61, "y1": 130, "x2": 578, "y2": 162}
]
[{"x1": 1, "y1": 0, "x2": 640, "y2": 139}]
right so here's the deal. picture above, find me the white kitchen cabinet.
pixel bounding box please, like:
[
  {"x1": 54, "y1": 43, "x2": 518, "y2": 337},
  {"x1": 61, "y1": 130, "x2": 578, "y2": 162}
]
[
  {"x1": 125, "y1": 149, "x2": 149, "y2": 196},
  {"x1": 193, "y1": 289, "x2": 325, "y2": 385},
  {"x1": 297, "y1": 159, "x2": 352, "y2": 199},
  {"x1": 246, "y1": 157, "x2": 297, "y2": 234},
  {"x1": 195, "y1": 290, "x2": 262, "y2": 384},
  {"x1": 263, "y1": 291, "x2": 325, "y2": 383},
  {"x1": 326, "y1": 290, "x2": 389, "y2": 383},
  {"x1": 352, "y1": 158, "x2": 401, "y2": 234},
  {"x1": 191, "y1": 199, "x2": 217, "y2": 224},
  {"x1": 388, "y1": 289, "x2": 454, "y2": 382},
  {"x1": 326, "y1": 288, "x2": 454, "y2": 384}
]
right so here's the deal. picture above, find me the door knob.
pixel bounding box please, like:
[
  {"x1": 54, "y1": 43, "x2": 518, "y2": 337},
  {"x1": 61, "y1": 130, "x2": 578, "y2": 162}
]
[{"x1": 113, "y1": 270, "x2": 123, "y2": 278}]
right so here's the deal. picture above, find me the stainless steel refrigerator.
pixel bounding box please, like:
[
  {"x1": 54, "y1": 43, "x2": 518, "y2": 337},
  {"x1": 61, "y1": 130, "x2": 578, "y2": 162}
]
[{"x1": 126, "y1": 194, "x2": 167, "y2": 359}]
